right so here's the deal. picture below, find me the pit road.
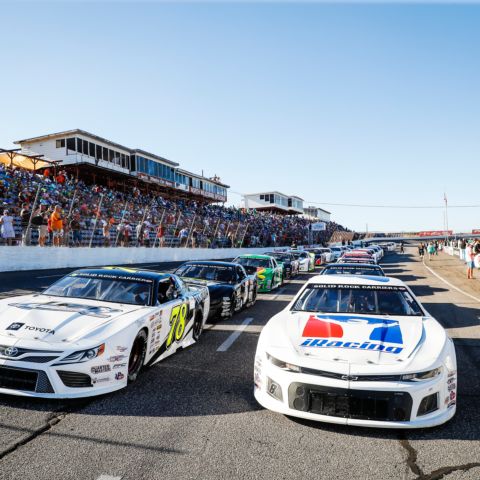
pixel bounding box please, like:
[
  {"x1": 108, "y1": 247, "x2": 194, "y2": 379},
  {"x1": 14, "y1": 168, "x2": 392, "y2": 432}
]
[{"x1": 0, "y1": 249, "x2": 478, "y2": 480}]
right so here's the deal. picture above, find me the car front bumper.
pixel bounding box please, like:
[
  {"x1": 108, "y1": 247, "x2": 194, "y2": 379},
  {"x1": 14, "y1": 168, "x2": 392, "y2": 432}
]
[
  {"x1": 0, "y1": 358, "x2": 128, "y2": 399},
  {"x1": 254, "y1": 358, "x2": 456, "y2": 428}
]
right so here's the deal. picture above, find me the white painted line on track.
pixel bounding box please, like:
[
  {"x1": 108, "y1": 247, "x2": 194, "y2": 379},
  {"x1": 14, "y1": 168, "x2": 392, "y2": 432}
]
[
  {"x1": 216, "y1": 317, "x2": 253, "y2": 352},
  {"x1": 96, "y1": 476, "x2": 122, "y2": 480},
  {"x1": 423, "y1": 259, "x2": 480, "y2": 303},
  {"x1": 205, "y1": 323, "x2": 263, "y2": 334}
]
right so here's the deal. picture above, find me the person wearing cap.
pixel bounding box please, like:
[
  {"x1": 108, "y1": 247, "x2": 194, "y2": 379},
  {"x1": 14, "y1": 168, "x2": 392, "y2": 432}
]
[{"x1": 0, "y1": 209, "x2": 16, "y2": 246}]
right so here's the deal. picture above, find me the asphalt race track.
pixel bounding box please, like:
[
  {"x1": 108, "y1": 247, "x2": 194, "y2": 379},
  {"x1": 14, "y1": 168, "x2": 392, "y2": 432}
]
[{"x1": 0, "y1": 249, "x2": 479, "y2": 480}]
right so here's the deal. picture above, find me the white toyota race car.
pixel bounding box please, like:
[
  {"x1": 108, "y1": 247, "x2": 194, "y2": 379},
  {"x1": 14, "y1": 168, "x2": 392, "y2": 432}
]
[
  {"x1": 254, "y1": 275, "x2": 457, "y2": 428},
  {"x1": 0, "y1": 268, "x2": 209, "y2": 398}
]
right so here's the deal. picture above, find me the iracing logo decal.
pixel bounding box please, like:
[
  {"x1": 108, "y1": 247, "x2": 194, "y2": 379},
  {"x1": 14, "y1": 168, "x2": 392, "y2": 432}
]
[{"x1": 300, "y1": 314, "x2": 404, "y2": 354}]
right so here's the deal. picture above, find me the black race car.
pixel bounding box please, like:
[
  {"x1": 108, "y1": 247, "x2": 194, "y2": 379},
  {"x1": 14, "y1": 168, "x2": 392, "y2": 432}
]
[
  {"x1": 174, "y1": 261, "x2": 257, "y2": 320},
  {"x1": 263, "y1": 251, "x2": 300, "y2": 280}
]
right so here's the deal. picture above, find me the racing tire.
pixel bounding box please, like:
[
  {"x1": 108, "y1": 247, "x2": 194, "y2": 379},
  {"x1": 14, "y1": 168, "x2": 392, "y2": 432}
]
[
  {"x1": 128, "y1": 330, "x2": 147, "y2": 383},
  {"x1": 192, "y1": 309, "x2": 204, "y2": 342},
  {"x1": 248, "y1": 286, "x2": 257, "y2": 307},
  {"x1": 227, "y1": 294, "x2": 237, "y2": 318}
]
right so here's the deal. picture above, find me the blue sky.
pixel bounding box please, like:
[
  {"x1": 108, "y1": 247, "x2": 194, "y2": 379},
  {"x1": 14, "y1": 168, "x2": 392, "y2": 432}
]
[{"x1": 1, "y1": 1, "x2": 479, "y2": 232}]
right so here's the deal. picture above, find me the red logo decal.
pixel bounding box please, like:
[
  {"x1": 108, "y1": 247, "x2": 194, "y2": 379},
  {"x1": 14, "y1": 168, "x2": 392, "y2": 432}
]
[{"x1": 302, "y1": 316, "x2": 343, "y2": 338}]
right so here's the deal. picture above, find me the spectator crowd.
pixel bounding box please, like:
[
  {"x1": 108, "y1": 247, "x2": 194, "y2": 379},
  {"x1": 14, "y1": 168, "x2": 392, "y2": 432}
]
[{"x1": 0, "y1": 164, "x2": 349, "y2": 248}]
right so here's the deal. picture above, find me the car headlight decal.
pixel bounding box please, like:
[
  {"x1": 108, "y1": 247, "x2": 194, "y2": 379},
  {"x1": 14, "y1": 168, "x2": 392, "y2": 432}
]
[
  {"x1": 267, "y1": 353, "x2": 301, "y2": 373},
  {"x1": 54, "y1": 344, "x2": 105, "y2": 365},
  {"x1": 400, "y1": 367, "x2": 442, "y2": 382}
]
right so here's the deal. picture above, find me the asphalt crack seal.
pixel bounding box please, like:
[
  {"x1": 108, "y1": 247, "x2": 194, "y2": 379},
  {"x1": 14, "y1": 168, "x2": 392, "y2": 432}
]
[
  {"x1": 399, "y1": 434, "x2": 480, "y2": 480},
  {"x1": 0, "y1": 400, "x2": 93, "y2": 461},
  {"x1": 399, "y1": 435, "x2": 424, "y2": 477},
  {"x1": 0, "y1": 411, "x2": 66, "y2": 460}
]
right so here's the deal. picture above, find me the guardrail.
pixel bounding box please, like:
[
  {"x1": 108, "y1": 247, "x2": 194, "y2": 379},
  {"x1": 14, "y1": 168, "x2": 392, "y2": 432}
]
[{"x1": 0, "y1": 246, "x2": 271, "y2": 272}]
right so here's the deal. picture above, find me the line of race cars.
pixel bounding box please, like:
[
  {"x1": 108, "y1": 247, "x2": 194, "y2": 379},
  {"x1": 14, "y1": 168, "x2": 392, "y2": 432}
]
[{"x1": 0, "y1": 241, "x2": 456, "y2": 429}]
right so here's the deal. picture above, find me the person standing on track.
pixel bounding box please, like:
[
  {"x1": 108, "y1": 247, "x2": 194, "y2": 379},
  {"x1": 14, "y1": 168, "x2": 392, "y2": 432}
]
[
  {"x1": 427, "y1": 242, "x2": 435, "y2": 260},
  {"x1": 418, "y1": 243, "x2": 425, "y2": 260},
  {"x1": 466, "y1": 240, "x2": 475, "y2": 279},
  {"x1": 400, "y1": 241, "x2": 404, "y2": 254}
]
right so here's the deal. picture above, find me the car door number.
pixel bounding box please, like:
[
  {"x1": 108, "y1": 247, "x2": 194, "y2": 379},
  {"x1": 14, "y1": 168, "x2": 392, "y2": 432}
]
[{"x1": 166, "y1": 303, "x2": 188, "y2": 349}]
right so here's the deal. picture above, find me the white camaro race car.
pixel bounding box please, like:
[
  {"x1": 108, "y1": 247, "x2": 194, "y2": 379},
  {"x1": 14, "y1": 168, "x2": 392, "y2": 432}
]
[
  {"x1": 0, "y1": 268, "x2": 209, "y2": 398},
  {"x1": 254, "y1": 275, "x2": 457, "y2": 428}
]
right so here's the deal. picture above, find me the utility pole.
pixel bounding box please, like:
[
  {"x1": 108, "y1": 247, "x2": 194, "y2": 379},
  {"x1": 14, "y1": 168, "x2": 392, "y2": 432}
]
[{"x1": 444, "y1": 192, "x2": 449, "y2": 243}]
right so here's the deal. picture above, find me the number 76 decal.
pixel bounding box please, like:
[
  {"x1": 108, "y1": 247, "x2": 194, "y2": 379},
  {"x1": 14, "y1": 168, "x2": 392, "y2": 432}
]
[{"x1": 166, "y1": 303, "x2": 188, "y2": 349}]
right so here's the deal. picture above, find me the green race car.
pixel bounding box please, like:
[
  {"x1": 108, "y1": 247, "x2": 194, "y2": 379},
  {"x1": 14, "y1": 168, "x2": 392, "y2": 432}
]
[{"x1": 233, "y1": 254, "x2": 283, "y2": 293}]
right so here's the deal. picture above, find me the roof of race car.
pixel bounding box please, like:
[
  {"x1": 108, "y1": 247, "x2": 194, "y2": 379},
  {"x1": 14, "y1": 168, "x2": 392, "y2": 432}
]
[
  {"x1": 306, "y1": 274, "x2": 403, "y2": 287},
  {"x1": 181, "y1": 261, "x2": 237, "y2": 268},
  {"x1": 236, "y1": 254, "x2": 273, "y2": 259},
  {"x1": 70, "y1": 267, "x2": 171, "y2": 281},
  {"x1": 324, "y1": 263, "x2": 382, "y2": 269}
]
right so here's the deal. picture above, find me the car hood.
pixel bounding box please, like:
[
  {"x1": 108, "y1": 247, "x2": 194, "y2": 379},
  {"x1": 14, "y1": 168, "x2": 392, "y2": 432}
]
[
  {"x1": 268, "y1": 311, "x2": 426, "y2": 366},
  {"x1": 0, "y1": 295, "x2": 143, "y2": 344}
]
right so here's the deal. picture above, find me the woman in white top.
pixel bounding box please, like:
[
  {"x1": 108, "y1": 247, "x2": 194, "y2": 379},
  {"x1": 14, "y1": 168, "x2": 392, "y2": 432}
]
[{"x1": 0, "y1": 209, "x2": 16, "y2": 246}]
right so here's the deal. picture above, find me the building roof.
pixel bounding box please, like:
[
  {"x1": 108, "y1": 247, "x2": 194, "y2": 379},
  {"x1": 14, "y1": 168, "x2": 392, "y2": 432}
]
[
  {"x1": 245, "y1": 191, "x2": 304, "y2": 201},
  {"x1": 14, "y1": 129, "x2": 179, "y2": 167},
  {"x1": 305, "y1": 206, "x2": 331, "y2": 215}
]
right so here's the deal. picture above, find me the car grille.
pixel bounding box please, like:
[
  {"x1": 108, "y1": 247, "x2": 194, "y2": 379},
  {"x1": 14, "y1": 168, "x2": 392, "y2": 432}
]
[
  {"x1": 57, "y1": 370, "x2": 93, "y2": 388},
  {"x1": 18, "y1": 356, "x2": 60, "y2": 363},
  {"x1": 294, "y1": 366, "x2": 406, "y2": 382},
  {"x1": 0, "y1": 344, "x2": 62, "y2": 357},
  {"x1": 289, "y1": 382, "x2": 412, "y2": 422},
  {"x1": 0, "y1": 366, "x2": 54, "y2": 393}
]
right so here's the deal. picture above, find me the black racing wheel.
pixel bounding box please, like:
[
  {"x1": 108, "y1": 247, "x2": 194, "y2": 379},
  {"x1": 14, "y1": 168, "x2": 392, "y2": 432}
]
[
  {"x1": 128, "y1": 330, "x2": 147, "y2": 383},
  {"x1": 192, "y1": 309, "x2": 204, "y2": 341}
]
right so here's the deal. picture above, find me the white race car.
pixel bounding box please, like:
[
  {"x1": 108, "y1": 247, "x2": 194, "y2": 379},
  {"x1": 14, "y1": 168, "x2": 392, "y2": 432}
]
[
  {"x1": 254, "y1": 275, "x2": 457, "y2": 428},
  {"x1": 0, "y1": 268, "x2": 209, "y2": 398}
]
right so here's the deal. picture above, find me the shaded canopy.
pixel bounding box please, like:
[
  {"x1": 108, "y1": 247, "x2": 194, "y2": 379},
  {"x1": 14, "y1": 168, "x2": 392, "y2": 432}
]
[{"x1": 0, "y1": 151, "x2": 50, "y2": 170}]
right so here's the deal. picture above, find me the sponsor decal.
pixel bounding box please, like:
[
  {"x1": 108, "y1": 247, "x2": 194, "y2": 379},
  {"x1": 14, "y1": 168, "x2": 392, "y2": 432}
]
[
  {"x1": 91, "y1": 365, "x2": 111, "y2": 374},
  {"x1": 92, "y1": 377, "x2": 110, "y2": 384},
  {"x1": 450, "y1": 390, "x2": 456, "y2": 401},
  {"x1": 24, "y1": 325, "x2": 55, "y2": 335},
  {"x1": 447, "y1": 383, "x2": 456, "y2": 391},
  {"x1": 115, "y1": 372, "x2": 125, "y2": 381},
  {"x1": 447, "y1": 377, "x2": 456, "y2": 385},
  {"x1": 300, "y1": 314, "x2": 404, "y2": 355},
  {"x1": 6, "y1": 322, "x2": 24, "y2": 331},
  {"x1": 116, "y1": 346, "x2": 128, "y2": 352},
  {"x1": 73, "y1": 272, "x2": 153, "y2": 283},
  {"x1": 113, "y1": 363, "x2": 127, "y2": 369},
  {"x1": 7, "y1": 323, "x2": 56, "y2": 335},
  {"x1": 108, "y1": 355, "x2": 127, "y2": 362}
]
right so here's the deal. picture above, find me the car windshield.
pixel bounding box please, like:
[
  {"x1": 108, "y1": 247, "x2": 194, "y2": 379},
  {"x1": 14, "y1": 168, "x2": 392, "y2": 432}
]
[
  {"x1": 43, "y1": 274, "x2": 152, "y2": 306},
  {"x1": 176, "y1": 264, "x2": 235, "y2": 282},
  {"x1": 292, "y1": 284, "x2": 423, "y2": 316},
  {"x1": 235, "y1": 257, "x2": 270, "y2": 268},
  {"x1": 291, "y1": 252, "x2": 306, "y2": 259},
  {"x1": 322, "y1": 266, "x2": 384, "y2": 276}
]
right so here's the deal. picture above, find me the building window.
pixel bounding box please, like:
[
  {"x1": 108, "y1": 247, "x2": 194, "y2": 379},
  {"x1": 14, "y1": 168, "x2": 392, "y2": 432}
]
[
  {"x1": 56, "y1": 139, "x2": 65, "y2": 148},
  {"x1": 89, "y1": 142, "x2": 95, "y2": 158},
  {"x1": 66, "y1": 138, "x2": 75, "y2": 153},
  {"x1": 83, "y1": 140, "x2": 89, "y2": 155},
  {"x1": 96, "y1": 144, "x2": 102, "y2": 160},
  {"x1": 76, "y1": 138, "x2": 83, "y2": 154}
]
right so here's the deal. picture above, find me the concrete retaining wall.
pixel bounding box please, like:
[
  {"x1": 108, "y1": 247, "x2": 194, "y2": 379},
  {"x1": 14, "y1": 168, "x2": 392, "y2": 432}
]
[{"x1": 0, "y1": 247, "x2": 270, "y2": 272}]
